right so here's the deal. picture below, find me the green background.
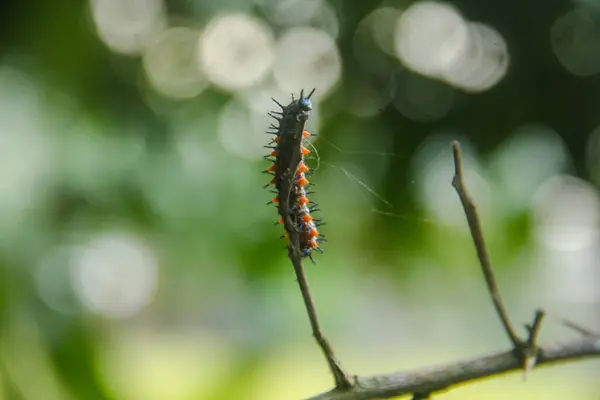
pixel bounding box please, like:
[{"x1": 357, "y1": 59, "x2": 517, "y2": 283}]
[{"x1": 0, "y1": 0, "x2": 598, "y2": 399}]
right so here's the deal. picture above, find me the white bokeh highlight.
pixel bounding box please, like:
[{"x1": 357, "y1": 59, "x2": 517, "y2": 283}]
[
  {"x1": 394, "y1": 1, "x2": 509, "y2": 92},
  {"x1": 143, "y1": 27, "x2": 208, "y2": 99},
  {"x1": 532, "y1": 174, "x2": 600, "y2": 308},
  {"x1": 489, "y1": 124, "x2": 570, "y2": 212},
  {"x1": 70, "y1": 233, "x2": 159, "y2": 319},
  {"x1": 395, "y1": 1, "x2": 469, "y2": 77},
  {"x1": 532, "y1": 175, "x2": 600, "y2": 252},
  {"x1": 90, "y1": 0, "x2": 166, "y2": 55},
  {"x1": 274, "y1": 27, "x2": 341, "y2": 97},
  {"x1": 198, "y1": 13, "x2": 275, "y2": 91},
  {"x1": 370, "y1": 7, "x2": 405, "y2": 57},
  {"x1": 443, "y1": 22, "x2": 509, "y2": 92}
]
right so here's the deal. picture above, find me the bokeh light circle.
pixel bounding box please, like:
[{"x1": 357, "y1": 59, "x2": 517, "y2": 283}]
[
  {"x1": 199, "y1": 13, "x2": 275, "y2": 91},
  {"x1": 143, "y1": 27, "x2": 208, "y2": 99},
  {"x1": 70, "y1": 232, "x2": 159, "y2": 319},
  {"x1": 551, "y1": 8, "x2": 600, "y2": 77},
  {"x1": 90, "y1": 0, "x2": 166, "y2": 55},
  {"x1": 273, "y1": 27, "x2": 341, "y2": 97},
  {"x1": 394, "y1": 1, "x2": 469, "y2": 77},
  {"x1": 394, "y1": 1, "x2": 509, "y2": 92}
]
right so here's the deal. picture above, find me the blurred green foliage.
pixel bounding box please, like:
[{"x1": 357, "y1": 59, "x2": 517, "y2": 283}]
[{"x1": 0, "y1": 0, "x2": 599, "y2": 399}]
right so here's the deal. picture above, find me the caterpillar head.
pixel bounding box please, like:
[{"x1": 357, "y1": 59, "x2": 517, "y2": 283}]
[
  {"x1": 298, "y1": 97, "x2": 312, "y2": 111},
  {"x1": 295, "y1": 88, "x2": 316, "y2": 122}
]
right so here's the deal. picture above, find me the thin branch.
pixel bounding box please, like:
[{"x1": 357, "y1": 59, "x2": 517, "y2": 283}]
[
  {"x1": 450, "y1": 141, "x2": 523, "y2": 349},
  {"x1": 522, "y1": 309, "x2": 546, "y2": 379},
  {"x1": 306, "y1": 335, "x2": 600, "y2": 400},
  {"x1": 288, "y1": 249, "x2": 353, "y2": 389},
  {"x1": 558, "y1": 316, "x2": 599, "y2": 337},
  {"x1": 526, "y1": 310, "x2": 545, "y2": 346}
]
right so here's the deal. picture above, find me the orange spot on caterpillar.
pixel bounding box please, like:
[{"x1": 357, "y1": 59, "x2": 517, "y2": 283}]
[
  {"x1": 301, "y1": 213, "x2": 313, "y2": 223},
  {"x1": 297, "y1": 195, "x2": 309, "y2": 206},
  {"x1": 303, "y1": 131, "x2": 311, "y2": 138},
  {"x1": 272, "y1": 196, "x2": 279, "y2": 203},
  {"x1": 297, "y1": 161, "x2": 309, "y2": 173},
  {"x1": 270, "y1": 150, "x2": 278, "y2": 157},
  {"x1": 267, "y1": 164, "x2": 276, "y2": 173},
  {"x1": 301, "y1": 146, "x2": 311, "y2": 155},
  {"x1": 297, "y1": 176, "x2": 309, "y2": 186}
]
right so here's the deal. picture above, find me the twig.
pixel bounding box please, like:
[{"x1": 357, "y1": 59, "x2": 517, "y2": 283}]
[
  {"x1": 288, "y1": 248, "x2": 352, "y2": 389},
  {"x1": 450, "y1": 141, "x2": 523, "y2": 349},
  {"x1": 522, "y1": 309, "x2": 545, "y2": 379},
  {"x1": 558, "y1": 316, "x2": 599, "y2": 337},
  {"x1": 525, "y1": 310, "x2": 545, "y2": 346},
  {"x1": 306, "y1": 335, "x2": 600, "y2": 400}
]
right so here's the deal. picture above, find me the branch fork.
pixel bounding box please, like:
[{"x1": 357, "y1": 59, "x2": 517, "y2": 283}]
[
  {"x1": 286, "y1": 141, "x2": 599, "y2": 400},
  {"x1": 451, "y1": 141, "x2": 546, "y2": 377}
]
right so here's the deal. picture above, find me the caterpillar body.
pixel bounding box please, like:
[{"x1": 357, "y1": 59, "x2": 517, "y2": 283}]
[{"x1": 264, "y1": 89, "x2": 324, "y2": 262}]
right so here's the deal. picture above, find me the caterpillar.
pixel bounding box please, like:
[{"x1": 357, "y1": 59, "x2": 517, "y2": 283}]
[{"x1": 263, "y1": 89, "x2": 325, "y2": 262}]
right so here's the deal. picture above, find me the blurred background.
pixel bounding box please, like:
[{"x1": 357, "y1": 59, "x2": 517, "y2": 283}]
[{"x1": 0, "y1": 0, "x2": 599, "y2": 399}]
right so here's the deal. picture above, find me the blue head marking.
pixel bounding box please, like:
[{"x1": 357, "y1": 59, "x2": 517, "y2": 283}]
[{"x1": 298, "y1": 97, "x2": 312, "y2": 111}]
